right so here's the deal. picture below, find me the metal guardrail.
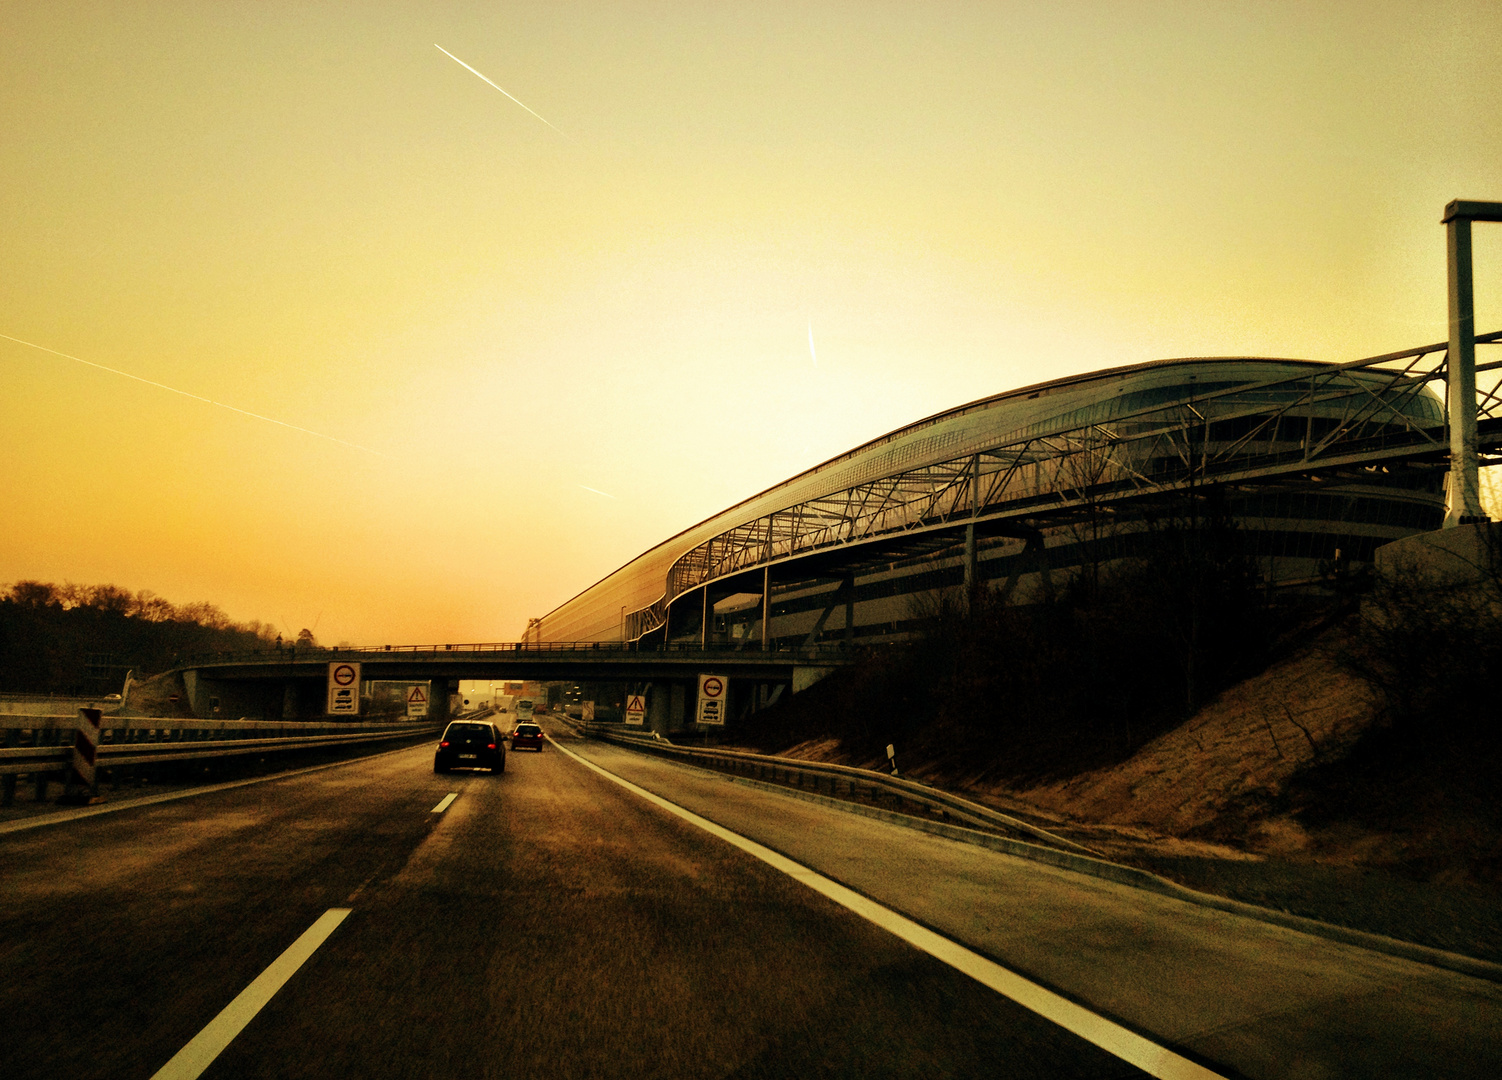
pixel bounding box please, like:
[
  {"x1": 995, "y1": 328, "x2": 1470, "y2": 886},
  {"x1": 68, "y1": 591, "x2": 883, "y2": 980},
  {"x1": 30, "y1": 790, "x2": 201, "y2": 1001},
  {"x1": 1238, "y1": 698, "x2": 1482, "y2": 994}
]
[
  {"x1": 0, "y1": 715, "x2": 442, "y2": 780},
  {"x1": 580, "y1": 722, "x2": 1099, "y2": 856}
]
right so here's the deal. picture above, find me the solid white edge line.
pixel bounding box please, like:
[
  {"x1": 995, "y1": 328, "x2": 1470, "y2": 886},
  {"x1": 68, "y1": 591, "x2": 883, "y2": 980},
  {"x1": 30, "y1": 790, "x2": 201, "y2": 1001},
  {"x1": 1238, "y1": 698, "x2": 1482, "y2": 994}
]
[
  {"x1": 0, "y1": 738, "x2": 436, "y2": 835},
  {"x1": 431, "y1": 793, "x2": 458, "y2": 813},
  {"x1": 548, "y1": 735, "x2": 1227, "y2": 1080},
  {"x1": 149, "y1": 907, "x2": 352, "y2": 1080}
]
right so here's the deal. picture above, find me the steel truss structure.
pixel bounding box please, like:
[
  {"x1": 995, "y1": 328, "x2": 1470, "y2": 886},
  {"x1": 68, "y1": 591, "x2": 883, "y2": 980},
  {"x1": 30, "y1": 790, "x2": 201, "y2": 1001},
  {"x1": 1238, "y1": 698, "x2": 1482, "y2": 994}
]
[{"x1": 621, "y1": 333, "x2": 1502, "y2": 642}]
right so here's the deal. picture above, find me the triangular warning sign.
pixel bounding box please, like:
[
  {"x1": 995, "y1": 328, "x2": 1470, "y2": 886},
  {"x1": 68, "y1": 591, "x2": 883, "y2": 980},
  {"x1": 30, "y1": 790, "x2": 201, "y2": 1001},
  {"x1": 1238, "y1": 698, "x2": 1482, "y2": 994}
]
[
  {"x1": 626, "y1": 695, "x2": 645, "y2": 712},
  {"x1": 407, "y1": 685, "x2": 428, "y2": 704}
]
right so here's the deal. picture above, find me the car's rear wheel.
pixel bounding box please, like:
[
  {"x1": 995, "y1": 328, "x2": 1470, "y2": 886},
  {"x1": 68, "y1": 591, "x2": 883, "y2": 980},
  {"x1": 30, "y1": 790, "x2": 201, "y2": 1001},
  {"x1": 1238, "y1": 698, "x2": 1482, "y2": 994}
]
[
  {"x1": 434, "y1": 761, "x2": 448, "y2": 774},
  {"x1": 492, "y1": 757, "x2": 505, "y2": 774}
]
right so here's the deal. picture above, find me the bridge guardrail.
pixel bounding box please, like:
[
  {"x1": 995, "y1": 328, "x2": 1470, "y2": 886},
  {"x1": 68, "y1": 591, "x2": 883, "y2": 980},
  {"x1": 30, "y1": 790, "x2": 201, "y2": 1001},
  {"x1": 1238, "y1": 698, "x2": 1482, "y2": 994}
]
[
  {"x1": 0, "y1": 715, "x2": 442, "y2": 802},
  {"x1": 171, "y1": 640, "x2": 864, "y2": 668},
  {"x1": 578, "y1": 722, "x2": 1098, "y2": 856}
]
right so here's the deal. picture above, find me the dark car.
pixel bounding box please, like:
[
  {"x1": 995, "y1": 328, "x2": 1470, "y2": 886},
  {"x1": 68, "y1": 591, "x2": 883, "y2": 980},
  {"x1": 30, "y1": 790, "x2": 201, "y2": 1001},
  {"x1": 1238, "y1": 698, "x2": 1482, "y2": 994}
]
[
  {"x1": 434, "y1": 720, "x2": 505, "y2": 774},
  {"x1": 510, "y1": 722, "x2": 544, "y2": 751}
]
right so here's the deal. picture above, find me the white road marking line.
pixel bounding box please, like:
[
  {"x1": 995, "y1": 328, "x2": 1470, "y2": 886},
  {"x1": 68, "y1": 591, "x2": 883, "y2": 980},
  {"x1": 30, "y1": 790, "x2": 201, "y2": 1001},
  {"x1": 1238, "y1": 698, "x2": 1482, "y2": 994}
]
[
  {"x1": 149, "y1": 908, "x2": 352, "y2": 1080},
  {"x1": 431, "y1": 793, "x2": 458, "y2": 813},
  {"x1": 548, "y1": 736, "x2": 1227, "y2": 1080},
  {"x1": 0, "y1": 740, "x2": 434, "y2": 835}
]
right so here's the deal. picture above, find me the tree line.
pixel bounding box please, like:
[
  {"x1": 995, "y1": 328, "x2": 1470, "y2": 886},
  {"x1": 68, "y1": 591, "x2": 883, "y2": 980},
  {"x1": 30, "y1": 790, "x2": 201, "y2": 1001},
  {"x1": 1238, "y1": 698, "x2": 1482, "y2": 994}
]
[{"x1": 0, "y1": 581, "x2": 290, "y2": 694}]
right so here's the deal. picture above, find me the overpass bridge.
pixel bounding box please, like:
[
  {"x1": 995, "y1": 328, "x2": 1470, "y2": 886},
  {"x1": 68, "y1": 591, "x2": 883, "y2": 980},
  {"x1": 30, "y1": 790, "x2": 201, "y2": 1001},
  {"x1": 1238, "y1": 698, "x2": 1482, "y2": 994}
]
[{"x1": 171, "y1": 641, "x2": 858, "y2": 725}]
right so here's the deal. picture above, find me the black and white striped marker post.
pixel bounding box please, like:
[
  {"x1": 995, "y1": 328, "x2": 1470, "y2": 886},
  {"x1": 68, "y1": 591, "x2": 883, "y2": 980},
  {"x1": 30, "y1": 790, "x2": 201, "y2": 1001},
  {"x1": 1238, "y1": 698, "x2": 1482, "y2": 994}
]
[{"x1": 61, "y1": 707, "x2": 104, "y2": 804}]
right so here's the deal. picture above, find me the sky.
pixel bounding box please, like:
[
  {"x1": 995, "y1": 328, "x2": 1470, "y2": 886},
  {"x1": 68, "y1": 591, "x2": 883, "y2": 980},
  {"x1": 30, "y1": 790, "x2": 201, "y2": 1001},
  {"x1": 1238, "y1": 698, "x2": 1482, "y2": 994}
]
[{"x1": 2, "y1": 1, "x2": 1500, "y2": 645}]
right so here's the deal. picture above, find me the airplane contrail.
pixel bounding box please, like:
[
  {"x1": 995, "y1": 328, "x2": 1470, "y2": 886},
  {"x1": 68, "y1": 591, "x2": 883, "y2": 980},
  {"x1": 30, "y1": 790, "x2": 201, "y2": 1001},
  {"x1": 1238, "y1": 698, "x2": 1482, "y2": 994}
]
[
  {"x1": 0, "y1": 332, "x2": 386, "y2": 457},
  {"x1": 578, "y1": 485, "x2": 617, "y2": 499},
  {"x1": 808, "y1": 321, "x2": 818, "y2": 367},
  {"x1": 434, "y1": 44, "x2": 574, "y2": 141}
]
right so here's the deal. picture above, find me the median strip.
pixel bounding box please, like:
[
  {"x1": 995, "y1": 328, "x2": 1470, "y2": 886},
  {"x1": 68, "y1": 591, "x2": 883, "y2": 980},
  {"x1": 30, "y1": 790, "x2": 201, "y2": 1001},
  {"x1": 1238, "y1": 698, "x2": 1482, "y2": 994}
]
[
  {"x1": 149, "y1": 908, "x2": 352, "y2": 1080},
  {"x1": 548, "y1": 735, "x2": 1226, "y2": 1080}
]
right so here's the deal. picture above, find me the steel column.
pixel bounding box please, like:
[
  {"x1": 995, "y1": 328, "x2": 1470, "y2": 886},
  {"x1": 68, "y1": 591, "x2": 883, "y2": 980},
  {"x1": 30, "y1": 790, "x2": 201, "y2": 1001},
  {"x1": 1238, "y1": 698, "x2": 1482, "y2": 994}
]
[
  {"x1": 761, "y1": 566, "x2": 770, "y2": 651},
  {"x1": 1442, "y1": 199, "x2": 1502, "y2": 526},
  {"x1": 963, "y1": 521, "x2": 977, "y2": 601},
  {"x1": 843, "y1": 573, "x2": 855, "y2": 647}
]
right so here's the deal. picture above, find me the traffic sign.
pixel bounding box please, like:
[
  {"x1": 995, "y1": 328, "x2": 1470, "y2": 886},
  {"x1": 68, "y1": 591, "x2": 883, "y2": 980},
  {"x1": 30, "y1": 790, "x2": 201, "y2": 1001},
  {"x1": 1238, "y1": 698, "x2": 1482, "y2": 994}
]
[
  {"x1": 406, "y1": 683, "x2": 428, "y2": 718},
  {"x1": 327, "y1": 662, "x2": 362, "y2": 715},
  {"x1": 697, "y1": 673, "x2": 727, "y2": 725},
  {"x1": 625, "y1": 694, "x2": 646, "y2": 726}
]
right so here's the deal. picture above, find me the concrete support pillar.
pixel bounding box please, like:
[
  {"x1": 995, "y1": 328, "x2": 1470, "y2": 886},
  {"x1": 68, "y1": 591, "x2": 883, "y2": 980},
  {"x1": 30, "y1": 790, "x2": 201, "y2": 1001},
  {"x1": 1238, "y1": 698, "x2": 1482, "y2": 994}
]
[
  {"x1": 843, "y1": 573, "x2": 855, "y2": 647},
  {"x1": 647, "y1": 682, "x2": 670, "y2": 734},
  {"x1": 282, "y1": 680, "x2": 299, "y2": 720},
  {"x1": 701, "y1": 587, "x2": 709, "y2": 648},
  {"x1": 182, "y1": 669, "x2": 203, "y2": 717},
  {"x1": 430, "y1": 678, "x2": 452, "y2": 724}
]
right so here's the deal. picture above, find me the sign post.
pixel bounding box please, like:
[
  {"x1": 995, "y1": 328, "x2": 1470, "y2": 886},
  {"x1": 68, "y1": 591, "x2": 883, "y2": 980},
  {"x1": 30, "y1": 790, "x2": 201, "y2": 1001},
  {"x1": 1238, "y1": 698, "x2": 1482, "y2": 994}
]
[
  {"x1": 696, "y1": 674, "x2": 727, "y2": 725},
  {"x1": 406, "y1": 683, "x2": 429, "y2": 718},
  {"x1": 326, "y1": 662, "x2": 362, "y2": 716},
  {"x1": 625, "y1": 694, "x2": 647, "y2": 726}
]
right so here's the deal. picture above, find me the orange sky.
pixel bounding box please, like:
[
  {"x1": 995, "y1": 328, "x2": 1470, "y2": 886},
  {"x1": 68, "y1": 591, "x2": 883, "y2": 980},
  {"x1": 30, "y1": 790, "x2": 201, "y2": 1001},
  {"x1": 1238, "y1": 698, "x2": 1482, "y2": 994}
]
[{"x1": 2, "y1": 1, "x2": 1500, "y2": 645}]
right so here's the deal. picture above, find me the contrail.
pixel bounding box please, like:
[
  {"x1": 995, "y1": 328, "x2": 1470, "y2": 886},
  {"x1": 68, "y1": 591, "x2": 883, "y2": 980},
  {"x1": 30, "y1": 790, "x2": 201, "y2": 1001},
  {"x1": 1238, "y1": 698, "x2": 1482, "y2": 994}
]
[
  {"x1": 0, "y1": 332, "x2": 386, "y2": 457},
  {"x1": 808, "y1": 321, "x2": 818, "y2": 367},
  {"x1": 435, "y1": 44, "x2": 574, "y2": 141},
  {"x1": 578, "y1": 485, "x2": 617, "y2": 499}
]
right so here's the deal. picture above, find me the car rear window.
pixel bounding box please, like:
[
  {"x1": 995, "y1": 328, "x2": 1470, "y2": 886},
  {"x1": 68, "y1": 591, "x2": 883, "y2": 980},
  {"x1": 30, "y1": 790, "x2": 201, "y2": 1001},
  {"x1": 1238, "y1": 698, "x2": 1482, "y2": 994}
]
[
  {"x1": 446, "y1": 724, "x2": 489, "y2": 739},
  {"x1": 516, "y1": 724, "x2": 541, "y2": 735}
]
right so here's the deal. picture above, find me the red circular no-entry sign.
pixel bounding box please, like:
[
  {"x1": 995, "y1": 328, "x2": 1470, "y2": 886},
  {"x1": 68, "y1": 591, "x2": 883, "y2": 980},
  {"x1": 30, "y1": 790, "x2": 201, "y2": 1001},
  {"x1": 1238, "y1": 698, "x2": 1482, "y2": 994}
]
[{"x1": 332, "y1": 663, "x2": 358, "y2": 687}]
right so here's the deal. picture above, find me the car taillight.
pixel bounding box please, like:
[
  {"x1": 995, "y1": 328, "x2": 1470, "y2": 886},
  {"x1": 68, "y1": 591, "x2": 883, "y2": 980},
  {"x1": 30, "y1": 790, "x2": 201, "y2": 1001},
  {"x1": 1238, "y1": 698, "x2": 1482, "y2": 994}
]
[
  {"x1": 487, "y1": 743, "x2": 496, "y2": 749},
  {"x1": 439, "y1": 741, "x2": 450, "y2": 748}
]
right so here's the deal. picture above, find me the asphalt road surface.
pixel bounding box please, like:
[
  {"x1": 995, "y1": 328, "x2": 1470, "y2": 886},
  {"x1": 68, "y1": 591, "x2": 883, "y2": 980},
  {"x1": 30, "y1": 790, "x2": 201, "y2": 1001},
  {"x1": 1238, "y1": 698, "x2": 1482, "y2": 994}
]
[{"x1": 1, "y1": 720, "x2": 1497, "y2": 1079}]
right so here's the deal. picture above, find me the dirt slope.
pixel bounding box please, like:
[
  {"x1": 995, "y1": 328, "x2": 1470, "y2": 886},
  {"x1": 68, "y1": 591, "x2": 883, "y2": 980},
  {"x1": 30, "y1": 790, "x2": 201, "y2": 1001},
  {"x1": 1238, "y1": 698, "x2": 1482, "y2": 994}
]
[{"x1": 1015, "y1": 625, "x2": 1373, "y2": 842}]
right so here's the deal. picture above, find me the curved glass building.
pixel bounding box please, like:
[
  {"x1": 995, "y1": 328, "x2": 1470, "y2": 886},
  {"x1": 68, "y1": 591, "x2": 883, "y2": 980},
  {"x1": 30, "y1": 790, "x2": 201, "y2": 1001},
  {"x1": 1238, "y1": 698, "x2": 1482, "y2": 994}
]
[{"x1": 537, "y1": 356, "x2": 1447, "y2": 647}]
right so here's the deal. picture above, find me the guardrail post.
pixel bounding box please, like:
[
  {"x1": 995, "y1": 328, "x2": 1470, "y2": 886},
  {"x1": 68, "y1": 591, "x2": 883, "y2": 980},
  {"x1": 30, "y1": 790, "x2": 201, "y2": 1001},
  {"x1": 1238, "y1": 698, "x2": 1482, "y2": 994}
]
[
  {"x1": 60, "y1": 707, "x2": 104, "y2": 805},
  {"x1": 1, "y1": 726, "x2": 16, "y2": 806}
]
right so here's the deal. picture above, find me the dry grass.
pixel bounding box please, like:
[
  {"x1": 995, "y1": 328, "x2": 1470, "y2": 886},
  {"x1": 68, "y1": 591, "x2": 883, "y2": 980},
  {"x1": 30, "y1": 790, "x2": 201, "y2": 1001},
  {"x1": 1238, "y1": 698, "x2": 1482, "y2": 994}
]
[{"x1": 1013, "y1": 623, "x2": 1374, "y2": 841}]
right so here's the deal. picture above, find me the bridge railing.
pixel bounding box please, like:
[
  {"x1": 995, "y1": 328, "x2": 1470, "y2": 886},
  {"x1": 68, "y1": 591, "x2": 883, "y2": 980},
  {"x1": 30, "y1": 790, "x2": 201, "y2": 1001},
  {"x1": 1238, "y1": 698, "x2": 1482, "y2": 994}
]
[{"x1": 171, "y1": 640, "x2": 859, "y2": 668}]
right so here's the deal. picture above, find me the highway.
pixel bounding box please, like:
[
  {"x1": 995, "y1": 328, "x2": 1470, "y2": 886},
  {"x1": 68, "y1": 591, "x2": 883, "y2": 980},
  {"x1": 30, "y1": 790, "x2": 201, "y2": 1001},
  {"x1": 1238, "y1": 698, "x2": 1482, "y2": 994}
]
[{"x1": 1, "y1": 718, "x2": 1496, "y2": 1079}]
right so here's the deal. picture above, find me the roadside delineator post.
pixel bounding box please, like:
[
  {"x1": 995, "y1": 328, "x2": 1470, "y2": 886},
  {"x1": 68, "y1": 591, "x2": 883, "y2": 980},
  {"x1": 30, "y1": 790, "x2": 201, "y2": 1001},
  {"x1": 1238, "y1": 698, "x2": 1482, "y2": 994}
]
[{"x1": 60, "y1": 707, "x2": 105, "y2": 805}]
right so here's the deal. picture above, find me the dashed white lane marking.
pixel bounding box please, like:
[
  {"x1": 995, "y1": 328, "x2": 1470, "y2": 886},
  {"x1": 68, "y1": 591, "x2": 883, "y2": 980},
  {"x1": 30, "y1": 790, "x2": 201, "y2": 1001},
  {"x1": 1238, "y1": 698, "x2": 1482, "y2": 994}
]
[
  {"x1": 150, "y1": 907, "x2": 352, "y2": 1080},
  {"x1": 548, "y1": 735, "x2": 1227, "y2": 1080},
  {"x1": 431, "y1": 793, "x2": 458, "y2": 813}
]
